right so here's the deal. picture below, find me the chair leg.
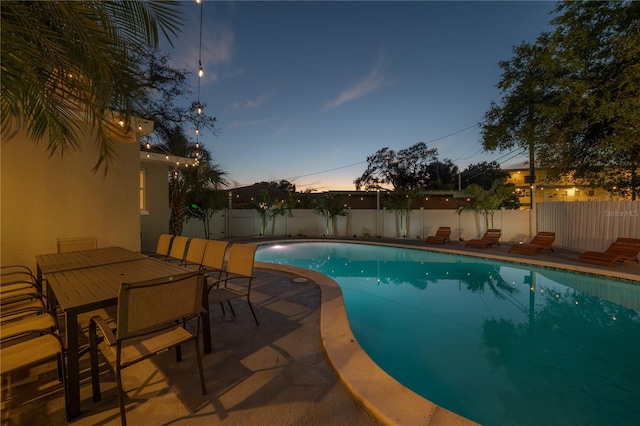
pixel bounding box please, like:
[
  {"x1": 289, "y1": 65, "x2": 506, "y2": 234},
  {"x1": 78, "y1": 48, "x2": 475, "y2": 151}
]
[
  {"x1": 226, "y1": 301, "x2": 236, "y2": 318},
  {"x1": 247, "y1": 300, "x2": 259, "y2": 326},
  {"x1": 89, "y1": 320, "x2": 101, "y2": 402},
  {"x1": 59, "y1": 348, "x2": 71, "y2": 422},
  {"x1": 116, "y1": 365, "x2": 127, "y2": 426},
  {"x1": 194, "y1": 338, "x2": 207, "y2": 396}
]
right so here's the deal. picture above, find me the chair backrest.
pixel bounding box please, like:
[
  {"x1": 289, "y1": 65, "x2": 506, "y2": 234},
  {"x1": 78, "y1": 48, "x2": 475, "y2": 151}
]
[
  {"x1": 201, "y1": 240, "x2": 230, "y2": 271},
  {"x1": 614, "y1": 237, "x2": 640, "y2": 246},
  {"x1": 168, "y1": 236, "x2": 190, "y2": 261},
  {"x1": 483, "y1": 229, "x2": 501, "y2": 243},
  {"x1": 531, "y1": 232, "x2": 555, "y2": 248},
  {"x1": 226, "y1": 244, "x2": 257, "y2": 277},
  {"x1": 116, "y1": 271, "x2": 204, "y2": 340},
  {"x1": 183, "y1": 238, "x2": 208, "y2": 265},
  {"x1": 436, "y1": 227, "x2": 451, "y2": 238},
  {"x1": 57, "y1": 236, "x2": 97, "y2": 253},
  {"x1": 155, "y1": 234, "x2": 174, "y2": 256}
]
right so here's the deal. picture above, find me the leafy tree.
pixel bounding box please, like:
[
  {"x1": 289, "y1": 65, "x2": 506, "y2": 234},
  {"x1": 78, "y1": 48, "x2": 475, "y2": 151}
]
[
  {"x1": 482, "y1": 1, "x2": 640, "y2": 199},
  {"x1": 256, "y1": 180, "x2": 297, "y2": 192},
  {"x1": 424, "y1": 159, "x2": 459, "y2": 190},
  {"x1": 313, "y1": 194, "x2": 347, "y2": 237},
  {"x1": 135, "y1": 49, "x2": 224, "y2": 236},
  {"x1": 1, "y1": 1, "x2": 184, "y2": 172},
  {"x1": 457, "y1": 180, "x2": 517, "y2": 230},
  {"x1": 354, "y1": 142, "x2": 439, "y2": 191},
  {"x1": 460, "y1": 161, "x2": 511, "y2": 190}
]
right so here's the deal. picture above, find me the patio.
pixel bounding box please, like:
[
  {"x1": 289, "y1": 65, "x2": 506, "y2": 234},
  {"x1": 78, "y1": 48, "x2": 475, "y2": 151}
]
[{"x1": 2, "y1": 238, "x2": 638, "y2": 425}]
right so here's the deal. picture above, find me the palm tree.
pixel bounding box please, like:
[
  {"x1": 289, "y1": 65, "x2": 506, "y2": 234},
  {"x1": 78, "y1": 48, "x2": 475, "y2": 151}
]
[
  {"x1": 249, "y1": 190, "x2": 291, "y2": 236},
  {"x1": 157, "y1": 126, "x2": 228, "y2": 236},
  {"x1": 384, "y1": 189, "x2": 419, "y2": 238},
  {"x1": 314, "y1": 194, "x2": 347, "y2": 237},
  {"x1": 1, "y1": 1, "x2": 184, "y2": 172},
  {"x1": 457, "y1": 180, "x2": 515, "y2": 231},
  {"x1": 185, "y1": 161, "x2": 229, "y2": 239}
]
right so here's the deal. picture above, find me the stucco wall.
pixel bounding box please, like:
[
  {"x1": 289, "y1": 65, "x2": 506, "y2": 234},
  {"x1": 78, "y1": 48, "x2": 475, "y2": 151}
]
[
  {"x1": 139, "y1": 160, "x2": 171, "y2": 253},
  {"x1": 1, "y1": 129, "x2": 141, "y2": 272}
]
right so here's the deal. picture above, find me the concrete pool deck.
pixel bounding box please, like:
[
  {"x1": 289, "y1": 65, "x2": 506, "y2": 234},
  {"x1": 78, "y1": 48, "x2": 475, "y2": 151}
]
[{"x1": 2, "y1": 237, "x2": 638, "y2": 425}]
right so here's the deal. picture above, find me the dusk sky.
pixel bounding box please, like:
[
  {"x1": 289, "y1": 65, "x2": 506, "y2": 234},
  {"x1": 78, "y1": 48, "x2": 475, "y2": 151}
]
[{"x1": 164, "y1": 1, "x2": 556, "y2": 191}]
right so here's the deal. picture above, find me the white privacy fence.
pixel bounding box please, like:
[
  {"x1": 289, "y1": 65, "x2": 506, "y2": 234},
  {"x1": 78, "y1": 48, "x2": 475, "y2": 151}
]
[
  {"x1": 538, "y1": 201, "x2": 639, "y2": 252},
  {"x1": 183, "y1": 208, "x2": 533, "y2": 243},
  {"x1": 182, "y1": 201, "x2": 639, "y2": 253}
]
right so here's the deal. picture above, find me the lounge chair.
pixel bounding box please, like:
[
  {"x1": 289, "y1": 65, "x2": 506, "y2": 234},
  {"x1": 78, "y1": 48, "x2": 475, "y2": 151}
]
[
  {"x1": 579, "y1": 238, "x2": 640, "y2": 267},
  {"x1": 465, "y1": 229, "x2": 501, "y2": 249},
  {"x1": 425, "y1": 227, "x2": 451, "y2": 244},
  {"x1": 606, "y1": 238, "x2": 640, "y2": 262},
  {"x1": 509, "y1": 232, "x2": 555, "y2": 255}
]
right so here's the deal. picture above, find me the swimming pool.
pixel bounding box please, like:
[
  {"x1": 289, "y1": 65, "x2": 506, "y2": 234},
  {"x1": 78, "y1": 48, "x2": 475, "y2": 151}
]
[{"x1": 256, "y1": 242, "x2": 640, "y2": 426}]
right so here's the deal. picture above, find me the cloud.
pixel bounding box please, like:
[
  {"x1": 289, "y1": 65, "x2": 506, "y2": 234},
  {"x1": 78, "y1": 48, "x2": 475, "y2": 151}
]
[
  {"x1": 201, "y1": 25, "x2": 234, "y2": 66},
  {"x1": 227, "y1": 116, "x2": 278, "y2": 129},
  {"x1": 245, "y1": 92, "x2": 270, "y2": 109},
  {"x1": 324, "y1": 52, "x2": 392, "y2": 111},
  {"x1": 276, "y1": 114, "x2": 302, "y2": 135},
  {"x1": 227, "y1": 92, "x2": 270, "y2": 112}
]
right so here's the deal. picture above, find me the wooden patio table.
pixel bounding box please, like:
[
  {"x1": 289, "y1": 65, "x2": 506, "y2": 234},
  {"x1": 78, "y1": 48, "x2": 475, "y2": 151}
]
[{"x1": 36, "y1": 247, "x2": 212, "y2": 420}]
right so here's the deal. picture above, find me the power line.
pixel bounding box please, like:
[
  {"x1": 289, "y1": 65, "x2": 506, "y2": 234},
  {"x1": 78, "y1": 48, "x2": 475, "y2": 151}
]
[
  {"x1": 287, "y1": 124, "x2": 481, "y2": 182},
  {"x1": 424, "y1": 124, "x2": 479, "y2": 144},
  {"x1": 286, "y1": 161, "x2": 367, "y2": 181}
]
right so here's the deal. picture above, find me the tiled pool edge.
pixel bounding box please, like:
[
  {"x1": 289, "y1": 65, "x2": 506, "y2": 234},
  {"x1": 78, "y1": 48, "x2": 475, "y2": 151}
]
[{"x1": 255, "y1": 261, "x2": 478, "y2": 426}]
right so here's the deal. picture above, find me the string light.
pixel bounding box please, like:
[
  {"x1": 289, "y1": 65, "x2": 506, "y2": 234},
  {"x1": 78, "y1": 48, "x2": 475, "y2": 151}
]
[{"x1": 193, "y1": 0, "x2": 205, "y2": 165}]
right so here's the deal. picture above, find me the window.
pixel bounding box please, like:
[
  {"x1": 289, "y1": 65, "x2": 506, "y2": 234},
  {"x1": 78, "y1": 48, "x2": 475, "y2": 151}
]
[{"x1": 139, "y1": 168, "x2": 148, "y2": 214}]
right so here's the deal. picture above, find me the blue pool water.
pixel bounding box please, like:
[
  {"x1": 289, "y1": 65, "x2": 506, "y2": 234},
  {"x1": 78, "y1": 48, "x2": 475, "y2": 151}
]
[{"x1": 256, "y1": 242, "x2": 640, "y2": 426}]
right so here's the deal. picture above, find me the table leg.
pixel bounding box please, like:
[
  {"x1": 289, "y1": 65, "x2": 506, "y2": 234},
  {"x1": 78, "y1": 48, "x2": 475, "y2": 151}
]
[
  {"x1": 36, "y1": 264, "x2": 43, "y2": 292},
  {"x1": 65, "y1": 311, "x2": 81, "y2": 419}
]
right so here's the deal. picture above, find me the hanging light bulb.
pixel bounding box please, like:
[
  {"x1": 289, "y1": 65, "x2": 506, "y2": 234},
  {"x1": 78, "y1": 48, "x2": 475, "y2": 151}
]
[
  {"x1": 145, "y1": 142, "x2": 151, "y2": 150},
  {"x1": 195, "y1": 142, "x2": 200, "y2": 149},
  {"x1": 165, "y1": 155, "x2": 169, "y2": 160},
  {"x1": 197, "y1": 106, "x2": 202, "y2": 114},
  {"x1": 195, "y1": 128, "x2": 199, "y2": 135},
  {"x1": 198, "y1": 62, "x2": 204, "y2": 78}
]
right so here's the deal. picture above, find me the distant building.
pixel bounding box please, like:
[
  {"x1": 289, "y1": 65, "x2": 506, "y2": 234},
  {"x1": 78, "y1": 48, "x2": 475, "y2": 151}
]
[{"x1": 503, "y1": 162, "x2": 620, "y2": 206}]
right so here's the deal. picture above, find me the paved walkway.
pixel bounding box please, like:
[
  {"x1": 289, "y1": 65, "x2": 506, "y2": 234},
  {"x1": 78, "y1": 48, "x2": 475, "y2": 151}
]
[
  {"x1": 2, "y1": 268, "x2": 380, "y2": 425},
  {"x1": 2, "y1": 237, "x2": 638, "y2": 425}
]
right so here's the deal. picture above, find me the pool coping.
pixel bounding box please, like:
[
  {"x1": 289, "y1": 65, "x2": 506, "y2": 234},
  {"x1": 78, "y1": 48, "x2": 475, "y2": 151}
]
[{"x1": 252, "y1": 238, "x2": 639, "y2": 425}]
